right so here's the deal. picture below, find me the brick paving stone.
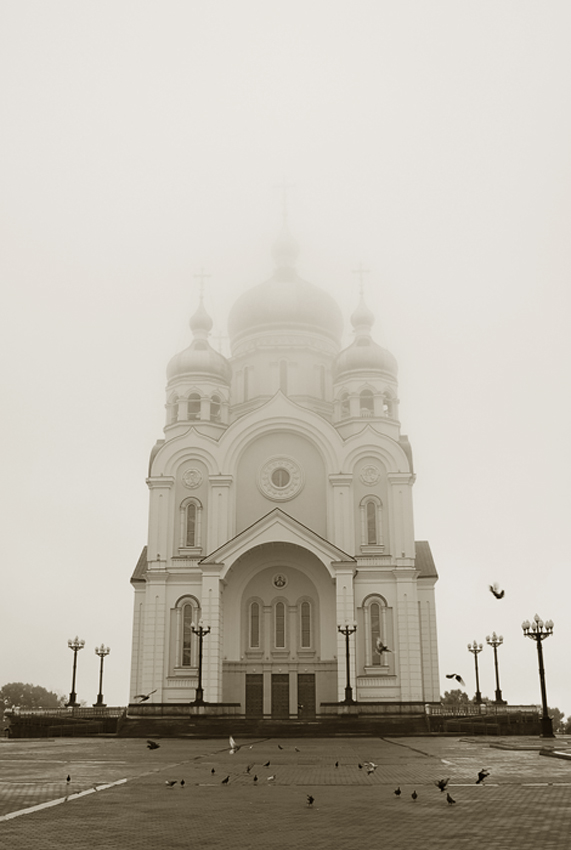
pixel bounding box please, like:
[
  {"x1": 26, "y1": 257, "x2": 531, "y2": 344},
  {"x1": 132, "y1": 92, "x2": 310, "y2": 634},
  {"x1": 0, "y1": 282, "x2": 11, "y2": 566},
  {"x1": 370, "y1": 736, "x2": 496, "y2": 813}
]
[{"x1": 1, "y1": 736, "x2": 570, "y2": 849}]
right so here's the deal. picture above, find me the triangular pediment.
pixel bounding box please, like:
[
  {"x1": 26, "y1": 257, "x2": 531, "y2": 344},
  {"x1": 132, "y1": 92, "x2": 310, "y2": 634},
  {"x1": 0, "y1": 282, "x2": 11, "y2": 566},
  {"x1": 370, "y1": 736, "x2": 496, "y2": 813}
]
[{"x1": 200, "y1": 508, "x2": 355, "y2": 577}]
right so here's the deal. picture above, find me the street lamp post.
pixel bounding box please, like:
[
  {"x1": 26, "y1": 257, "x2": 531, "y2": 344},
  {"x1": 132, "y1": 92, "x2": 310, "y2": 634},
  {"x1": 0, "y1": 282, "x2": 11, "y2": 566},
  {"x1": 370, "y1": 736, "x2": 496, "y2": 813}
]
[
  {"x1": 486, "y1": 632, "x2": 506, "y2": 704},
  {"x1": 467, "y1": 641, "x2": 483, "y2": 704},
  {"x1": 94, "y1": 644, "x2": 110, "y2": 707},
  {"x1": 337, "y1": 624, "x2": 357, "y2": 704},
  {"x1": 522, "y1": 615, "x2": 555, "y2": 738},
  {"x1": 191, "y1": 622, "x2": 210, "y2": 705},
  {"x1": 66, "y1": 636, "x2": 85, "y2": 707}
]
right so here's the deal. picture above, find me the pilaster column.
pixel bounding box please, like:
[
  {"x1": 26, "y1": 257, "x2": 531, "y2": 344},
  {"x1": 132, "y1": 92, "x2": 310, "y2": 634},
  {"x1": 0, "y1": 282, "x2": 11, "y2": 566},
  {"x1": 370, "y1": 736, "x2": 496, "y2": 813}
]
[
  {"x1": 329, "y1": 474, "x2": 354, "y2": 553},
  {"x1": 139, "y1": 572, "x2": 168, "y2": 701},
  {"x1": 392, "y1": 567, "x2": 423, "y2": 701},
  {"x1": 200, "y1": 564, "x2": 223, "y2": 703},
  {"x1": 335, "y1": 565, "x2": 357, "y2": 702},
  {"x1": 208, "y1": 475, "x2": 233, "y2": 551},
  {"x1": 387, "y1": 472, "x2": 415, "y2": 560},
  {"x1": 146, "y1": 476, "x2": 175, "y2": 563}
]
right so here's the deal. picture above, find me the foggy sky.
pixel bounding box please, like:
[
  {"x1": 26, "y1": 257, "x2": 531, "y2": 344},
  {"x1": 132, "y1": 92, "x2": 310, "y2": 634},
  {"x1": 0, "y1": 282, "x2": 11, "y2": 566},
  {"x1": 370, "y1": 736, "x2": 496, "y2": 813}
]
[{"x1": 1, "y1": 1, "x2": 570, "y2": 712}]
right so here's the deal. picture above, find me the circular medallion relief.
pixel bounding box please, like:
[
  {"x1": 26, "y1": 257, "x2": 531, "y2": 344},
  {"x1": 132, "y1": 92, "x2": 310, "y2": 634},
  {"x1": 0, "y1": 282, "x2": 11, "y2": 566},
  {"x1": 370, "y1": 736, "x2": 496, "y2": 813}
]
[
  {"x1": 182, "y1": 468, "x2": 203, "y2": 489},
  {"x1": 258, "y1": 456, "x2": 304, "y2": 501},
  {"x1": 273, "y1": 574, "x2": 288, "y2": 588},
  {"x1": 360, "y1": 464, "x2": 381, "y2": 485}
]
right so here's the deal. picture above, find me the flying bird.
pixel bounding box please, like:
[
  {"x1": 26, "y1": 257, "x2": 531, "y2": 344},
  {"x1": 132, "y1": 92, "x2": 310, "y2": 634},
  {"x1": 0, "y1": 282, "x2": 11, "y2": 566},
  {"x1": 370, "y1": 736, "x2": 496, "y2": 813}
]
[
  {"x1": 165, "y1": 780, "x2": 177, "y2": 788},
  {"x1": 446, "y1": 792, "x2": 456, "y2": 804},
  {"x1": 445, "y1": 674, "x2": 466, "y2": 687},
  {"x1": 267, "y1": 774, "x2": 276, "y2": 781},
  {"x1": 435, "y1": 778, "x2": 450, "y2": 792},
  {"x1": 147, "y1": 740, "x2": 160, "y2": 750},
  {"x1": 375, "y1": 638, "x2": 392, "y2": 655},
  {"x1": 221, "y1": 776, "x2": 230, "y2": 785},
  {"x1": 476, "y1": 769, "x2": 490, "y2": 784},
  {"x1": 365, "y1": 762, "x2": 378, "y2": 775},
  {"x1": 489, "y1": 583, "x2": 505, "y2": 599},
  {"x1": 394, "y1": 787, "x2": 402, "y2": 796},
  {"x1": 229, "y1": 735, "x2": 241, "y2": 754},
  {"x1": 134, "y1": 689, "x2": 157, "y2": 702},
  {"x1": 411, "y1": 790, "x2": 418, "y2": 801},
  {"x1": 307, "y1": 795, "x2": 315, "y2": 806}
]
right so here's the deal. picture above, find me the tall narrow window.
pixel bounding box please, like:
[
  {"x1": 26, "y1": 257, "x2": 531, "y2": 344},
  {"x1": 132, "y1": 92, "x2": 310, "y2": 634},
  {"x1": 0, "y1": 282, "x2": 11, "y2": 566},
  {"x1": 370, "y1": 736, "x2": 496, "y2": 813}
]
[
  {"x1": 275, "y1": 601, "x2": 285, "y2": 648},
  {"x1": 186, "y1": 503, "x2": 197, "y2": 547},
  {"x1": 366, "y1": 501, "x2": 377, "y2": 545},
  {"x1": 360, "y1": 389, "x2": 374, "y2": 416},
  {"x1": 340, "y1": 392, "x2": 350, "y2": 418},
  {"x1": 250, "y1": 602, "x2": 260, "y2": 648},
  {"x1": 188, "y1": 393, "x2": 201, "y2": 420},
  {"x1": 300, "y1": 601, "x2": 311, "y2": 648},
  {"x1": 182, "y1": 603, "x2": 193, "y2": 667},
  {"x1": 210, "y1": 395, "x2": 221, "y2": 421},
  {"x1": 370, "y1": 602, "x2": 381, "y2": 667},
  {"x1": 279, "y1": 360, "x2": 288, "y2": 395}
]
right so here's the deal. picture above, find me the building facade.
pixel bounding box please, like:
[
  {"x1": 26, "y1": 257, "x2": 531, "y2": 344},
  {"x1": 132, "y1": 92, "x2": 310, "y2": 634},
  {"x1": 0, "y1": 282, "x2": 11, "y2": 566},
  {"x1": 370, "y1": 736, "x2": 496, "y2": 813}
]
[{"x1": 129, "y1": 227, "x2": 440, "y2": 717}]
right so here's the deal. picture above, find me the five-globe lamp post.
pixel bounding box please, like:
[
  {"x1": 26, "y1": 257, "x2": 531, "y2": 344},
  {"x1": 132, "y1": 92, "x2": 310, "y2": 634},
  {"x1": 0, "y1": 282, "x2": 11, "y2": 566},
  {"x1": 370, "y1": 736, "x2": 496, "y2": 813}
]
[
  {"x1": 94, "y1": 644, "x2": 110, "y2": 707},
  {"x1": 486, "y1": 632, "x2": 506, "y2": 704},
  {"x1": 66, "y1": 636, "x2": 85, "y2": 707},
  {"x1": 191, "y1": 621, "x2": 210, "y2": 705},
  {"x1": 522, "y1": 615, "x2": 555, "y2": 738},
  {"x1": 338, "y1": 623, "x2": 357, "y2": 704},
  {"x1": 467, "y1": 640, "x2": 483, "y2": 704}
]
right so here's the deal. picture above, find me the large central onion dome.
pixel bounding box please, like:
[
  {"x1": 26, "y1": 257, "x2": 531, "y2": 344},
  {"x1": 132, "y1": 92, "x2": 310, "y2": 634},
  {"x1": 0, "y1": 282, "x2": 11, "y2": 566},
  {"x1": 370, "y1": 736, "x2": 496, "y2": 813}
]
[{"x1": 228, "y1": 223, "x2": 344, "y2": 348}]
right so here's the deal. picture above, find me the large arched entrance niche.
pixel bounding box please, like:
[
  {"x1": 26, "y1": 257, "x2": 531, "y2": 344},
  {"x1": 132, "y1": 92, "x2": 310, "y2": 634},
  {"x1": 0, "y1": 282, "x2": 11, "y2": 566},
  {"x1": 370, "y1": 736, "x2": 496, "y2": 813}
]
[{"x1": 221, "y1": 541, "x2": 338, "y2": 716}]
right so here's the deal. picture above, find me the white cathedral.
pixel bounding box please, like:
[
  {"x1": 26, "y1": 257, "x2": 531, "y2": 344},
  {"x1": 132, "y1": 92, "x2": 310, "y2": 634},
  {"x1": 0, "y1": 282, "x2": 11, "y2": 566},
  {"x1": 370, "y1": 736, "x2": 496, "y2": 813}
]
[{"x1": 129, "y1": 226, "x2": 440, "y2": 720}]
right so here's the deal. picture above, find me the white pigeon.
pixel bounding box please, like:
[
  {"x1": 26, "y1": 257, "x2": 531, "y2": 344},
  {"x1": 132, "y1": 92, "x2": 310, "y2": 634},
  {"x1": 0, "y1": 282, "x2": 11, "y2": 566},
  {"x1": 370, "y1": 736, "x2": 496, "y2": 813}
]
[
  {"x1": 229, "y1": 735, "x2": 240, "y2": 754},
  {"x1": 364, "y1": 761, "x2": 378, "y2": 775}
]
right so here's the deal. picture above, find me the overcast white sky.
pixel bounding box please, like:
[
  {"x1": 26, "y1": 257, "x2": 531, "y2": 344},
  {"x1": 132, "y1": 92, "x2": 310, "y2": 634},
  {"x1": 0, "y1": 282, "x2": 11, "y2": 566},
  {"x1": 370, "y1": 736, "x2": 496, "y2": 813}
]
[{"x1": 1, "y1": 1, "x2": 570, "y2": 713}]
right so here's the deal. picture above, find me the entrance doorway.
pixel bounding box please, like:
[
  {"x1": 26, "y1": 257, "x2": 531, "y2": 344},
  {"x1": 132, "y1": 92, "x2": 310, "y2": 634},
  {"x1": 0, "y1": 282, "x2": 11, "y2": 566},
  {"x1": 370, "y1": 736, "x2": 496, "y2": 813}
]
[
  {"x1": 297, "y1": 673, "x2": 316, "y2": 719},
  {"x1": 245, "y1": 674, "x2": 263, "y2": 717},
  {"x1": 271, "y1": 674, "x2": 289, "y2": 718}
]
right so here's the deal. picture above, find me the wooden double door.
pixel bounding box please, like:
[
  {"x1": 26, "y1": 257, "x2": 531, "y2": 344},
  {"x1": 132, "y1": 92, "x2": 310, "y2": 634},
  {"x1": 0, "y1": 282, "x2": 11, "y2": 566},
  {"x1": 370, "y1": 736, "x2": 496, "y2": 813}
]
[{"x1": 245, "y1": 673, "x2": 316, "y2": 719}]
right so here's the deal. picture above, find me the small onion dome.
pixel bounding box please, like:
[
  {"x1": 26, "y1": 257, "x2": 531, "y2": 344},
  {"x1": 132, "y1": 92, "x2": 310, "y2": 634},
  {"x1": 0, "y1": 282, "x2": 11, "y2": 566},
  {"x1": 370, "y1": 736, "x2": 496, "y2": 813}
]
[
  {"x1": 189, "y1": 298, "x2": 213, "y2": 337},
  {"x1": 333, "y1": 336, "x2": 398, "y2": 378},
  {"x1": 167, "y1": 339, "x2": 231, "y2": 382},
  {"x1": 350, "y1": 295, "x2": 375, "y2": 334},
  {"x1": 167, "y1": 297, "x2": 230, "y2": 382}
]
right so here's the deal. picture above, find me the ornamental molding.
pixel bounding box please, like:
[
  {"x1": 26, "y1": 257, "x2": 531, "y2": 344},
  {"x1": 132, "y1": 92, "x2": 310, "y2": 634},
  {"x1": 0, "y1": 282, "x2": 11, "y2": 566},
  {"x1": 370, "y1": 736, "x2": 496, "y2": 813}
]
[
  {"x1": 182, "y1": 468, "x2": 203, "y2": 489},
  {"x1": 258, "y1": 456, "x2": 304, "y2": 501},
  {"x1": 360, "y1": 464, "x2": 381, "y2": 485}
]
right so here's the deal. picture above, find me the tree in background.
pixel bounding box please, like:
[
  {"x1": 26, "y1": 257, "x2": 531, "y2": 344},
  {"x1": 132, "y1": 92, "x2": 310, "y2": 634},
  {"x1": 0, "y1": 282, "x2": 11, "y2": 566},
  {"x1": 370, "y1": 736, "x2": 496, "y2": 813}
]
[{"x1": 0, "y1": 682, "x2": 66, "y2": 709}]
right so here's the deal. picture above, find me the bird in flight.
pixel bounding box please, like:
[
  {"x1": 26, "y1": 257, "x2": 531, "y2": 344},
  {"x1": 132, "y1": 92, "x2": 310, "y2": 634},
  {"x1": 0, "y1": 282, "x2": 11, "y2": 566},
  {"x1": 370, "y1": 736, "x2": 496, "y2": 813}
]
[
  {"x1": 446, "y1": 792, "x2": 456, "y2": 804},
  {"x1": 411, "y1": 790, "x2": 418, "y2": 801},
  {"x1": 445, "y1": 673, "x2": 466, "y2": 687},
  {"x1": 134, "y1": 689, "x2": 157, "y2": 702},
  {"x1": 489, "y1": 583, "x2": 505, "y2": 599},
  {"x1": 267, "y1": 774, "x2": 276, "y2": 782},
  {"x1": 165, "y1": 780, "x2": 177, "y2": 788},
  {"x1": 365, "y1": 762, "x2": 378, "y2": 775},
  {"x1": 147, "y1": 740, "x2": 160, "y2": 750},
  {"x1": 435, "y1": 778, "x2": 450, "y2": 792},
  {"x1": 229, "y1": 735, "x2": 241, "y2": 754},
  {"x1": 476, "y1": 769, "x2": 490, "y2": 784},
  {"x1": 394, "y1": 786, "x2": 402, "y2": 796},
  {"x1": 375, "y1": 638, "x2": 392, "y2": 655},
  {"x1": 278, "y1": 744, "x2": 283, "y2": 749},
  {"x1": 307, "y1": 795, "x2": 315, "y2": 806}
]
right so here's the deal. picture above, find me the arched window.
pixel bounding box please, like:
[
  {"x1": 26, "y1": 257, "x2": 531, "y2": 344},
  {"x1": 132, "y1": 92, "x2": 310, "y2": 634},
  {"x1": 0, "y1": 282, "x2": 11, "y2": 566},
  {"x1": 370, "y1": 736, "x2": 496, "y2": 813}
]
[
  {"x1": 274, "y1": 601, "x2": 286, "y2": 648},
  {"x1": 360, "y1": 389, "x2": 374, "y2": 416},
  {"x1": 300, "y1": 600, "x2": 311, "y2": 648},
  {"x1": 249, "y1": 601, "x2": 260, "y2": 648},
  {"x1": 279, "y1": 360, "x2": 288, "y2": 395},
  {"x1": 180, "y1": 498, "x2": 203, "y2": 550},
  {"x1": 363, "y1": 595, "x2": 393, "y2": 670},
  {"x1": 340, "y1": 392, "x2": 350, "y2": 419},
  {"x1": 187, "y1": 393, "x2": 201, "y2": 420},
  {"x1": 210, "y1": 394, "x2": 221, "y2": 421},
  {"x1": 181, "y1": 602, "x2": 193, "y2": 667},
  {"x1": 360, "y1": 496, "x2": 383, "y2": 549}
]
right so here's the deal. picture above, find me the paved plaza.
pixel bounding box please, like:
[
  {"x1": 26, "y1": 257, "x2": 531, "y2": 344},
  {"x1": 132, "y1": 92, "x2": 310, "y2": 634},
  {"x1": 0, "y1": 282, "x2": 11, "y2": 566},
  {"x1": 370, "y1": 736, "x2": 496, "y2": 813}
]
[{"x1": 1, "y1": 734, "x2": 571, "y2": 849}]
